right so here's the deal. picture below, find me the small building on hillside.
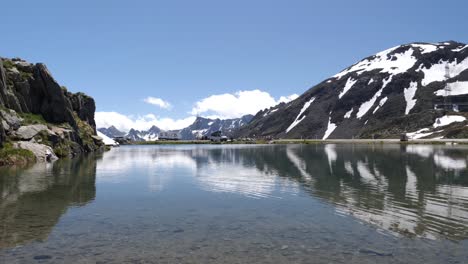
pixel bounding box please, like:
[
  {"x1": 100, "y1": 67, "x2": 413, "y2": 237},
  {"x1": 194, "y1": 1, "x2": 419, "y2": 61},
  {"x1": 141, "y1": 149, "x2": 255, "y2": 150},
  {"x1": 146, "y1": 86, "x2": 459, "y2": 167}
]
[{"x1": 159, "y1": 131, "x2": 181, "y2": 140}]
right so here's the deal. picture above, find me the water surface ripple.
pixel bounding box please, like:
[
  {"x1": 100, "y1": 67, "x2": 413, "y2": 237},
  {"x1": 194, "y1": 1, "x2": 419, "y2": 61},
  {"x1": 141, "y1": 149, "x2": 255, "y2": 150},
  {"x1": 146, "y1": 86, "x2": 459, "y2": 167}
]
[{"x1": 1, "y1": 144, "x2": 468, "y2": 263}]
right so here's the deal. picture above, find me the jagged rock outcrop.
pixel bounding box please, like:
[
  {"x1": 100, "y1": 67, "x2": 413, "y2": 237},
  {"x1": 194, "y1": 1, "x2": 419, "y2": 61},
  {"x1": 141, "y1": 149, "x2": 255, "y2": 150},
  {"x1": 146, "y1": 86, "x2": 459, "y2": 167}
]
[
  {"x1": 0, "y1": 57, "x2": 103, "y2": 163},
  {"x1": 0, "y1": 58, "x2": 97, "y2": 131},
  {"x1": 239, "y1": 41, "x2": 468, "y2": 139}
]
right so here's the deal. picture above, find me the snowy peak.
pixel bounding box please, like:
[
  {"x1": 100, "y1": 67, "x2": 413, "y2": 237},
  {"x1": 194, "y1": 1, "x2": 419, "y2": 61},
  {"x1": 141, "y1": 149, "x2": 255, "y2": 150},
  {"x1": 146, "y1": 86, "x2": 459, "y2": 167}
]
[
  {"x1": 98, "y1": 126, "x2": 125, "y2": 138},
  {"x1": 179, "y1": 115, "x2": 253, "y2": 140},
  {"x1": 97, "y1": 115, "x2": 253, "y2": 142},
  {"x1": 125, "y1": 126, "x2": 161, "y2": 141},
  {"x1": 240, "y1": 41, "x2": 468, "y2": 139}
]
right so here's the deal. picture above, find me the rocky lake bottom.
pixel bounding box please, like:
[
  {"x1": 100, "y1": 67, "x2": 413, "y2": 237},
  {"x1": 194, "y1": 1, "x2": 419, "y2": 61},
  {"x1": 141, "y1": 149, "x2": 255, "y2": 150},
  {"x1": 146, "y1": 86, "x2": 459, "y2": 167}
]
[{"x1": 1, "y1": 144, "x2": 468, "y2": 263}]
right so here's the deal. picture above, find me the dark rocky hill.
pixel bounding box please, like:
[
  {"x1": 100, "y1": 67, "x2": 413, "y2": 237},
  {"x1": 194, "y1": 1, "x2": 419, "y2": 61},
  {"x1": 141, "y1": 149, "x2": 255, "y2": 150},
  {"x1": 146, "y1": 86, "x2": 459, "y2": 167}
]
[
  {"x1": 239, "y1": 41, "x2": 468, "y2": 139},
  {"x1": 0, "y1": 57, "x2": 104, "y2": 165}
]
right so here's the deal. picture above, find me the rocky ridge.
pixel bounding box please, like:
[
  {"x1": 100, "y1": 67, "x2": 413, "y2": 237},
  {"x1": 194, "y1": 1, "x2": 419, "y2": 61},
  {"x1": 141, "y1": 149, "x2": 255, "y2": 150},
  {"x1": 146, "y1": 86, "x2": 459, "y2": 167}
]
[{"x1": 0, "y1": 57, "x2": 104, "y2": 165}]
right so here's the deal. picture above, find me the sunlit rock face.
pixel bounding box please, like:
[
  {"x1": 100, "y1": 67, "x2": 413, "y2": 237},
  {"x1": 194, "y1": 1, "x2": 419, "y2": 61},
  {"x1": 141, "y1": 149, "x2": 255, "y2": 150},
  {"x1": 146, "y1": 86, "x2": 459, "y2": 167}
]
[{"x1": 239, "y1": 41, "x2": 468, "y2": 139}]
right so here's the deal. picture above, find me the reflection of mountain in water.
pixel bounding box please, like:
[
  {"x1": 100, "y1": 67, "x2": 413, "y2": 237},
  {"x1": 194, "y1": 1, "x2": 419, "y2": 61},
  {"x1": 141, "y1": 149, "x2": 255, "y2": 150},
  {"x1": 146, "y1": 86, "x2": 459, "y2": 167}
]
[
  {"x1": 95, "y1": 145, "x2": 468, "y2": 241},
  {"x1": 145, "y1": 144, "x2": 468, "y2": 240},
  {"x1": 0, "y1": 155, "x2": 98, "y2": 248},
  {"x1": 247, "y1": 144, "x2": 468, "y2": 241}
]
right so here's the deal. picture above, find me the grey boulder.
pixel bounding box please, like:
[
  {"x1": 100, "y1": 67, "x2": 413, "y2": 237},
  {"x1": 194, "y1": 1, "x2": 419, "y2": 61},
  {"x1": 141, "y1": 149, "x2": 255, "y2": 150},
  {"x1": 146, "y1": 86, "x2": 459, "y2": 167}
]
[
  {"x1": 13, "y1": 141, "x2": 58, "y2": 162},
  {"x1": 0, "y1": 109, "x2": 23, "y2": 131},
  {"x1": 15, "y1": 124, "x2": 49, "y2": 140}
]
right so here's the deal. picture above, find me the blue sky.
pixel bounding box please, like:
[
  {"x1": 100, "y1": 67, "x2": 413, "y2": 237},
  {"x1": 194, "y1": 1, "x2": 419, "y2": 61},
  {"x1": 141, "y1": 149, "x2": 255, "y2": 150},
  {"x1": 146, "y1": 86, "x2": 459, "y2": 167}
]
[{"x1": 2, "y1": 0, "x2": 467, "y2": 130}]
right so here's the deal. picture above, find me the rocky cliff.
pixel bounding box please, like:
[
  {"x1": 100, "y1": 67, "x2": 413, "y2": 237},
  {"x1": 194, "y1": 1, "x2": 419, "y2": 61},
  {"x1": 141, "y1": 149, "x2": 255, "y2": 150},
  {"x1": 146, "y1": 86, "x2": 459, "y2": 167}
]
[
  {"x1": 0, "y1": 57, "x2": 103, "y2": 165},
  {"x1": 239, "y1": 41, "x2": 468, "y2": 139}
]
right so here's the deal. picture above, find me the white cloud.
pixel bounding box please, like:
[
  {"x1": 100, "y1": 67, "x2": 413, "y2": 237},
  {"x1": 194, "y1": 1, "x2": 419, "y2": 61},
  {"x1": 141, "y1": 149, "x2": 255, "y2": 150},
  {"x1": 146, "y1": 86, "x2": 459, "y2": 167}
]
[
  {"x1": 95, "y1": 111, "x2": 195, "y2": 132},
  {"x1": 278, "y1": 94, "x2": 299, "y2": 103},
  {"x1": 191, "y1": 89, "x2": 299, "y2": 119},
  {"x1": 143, "y1": 97, "x2": 172, "y2": 109}
]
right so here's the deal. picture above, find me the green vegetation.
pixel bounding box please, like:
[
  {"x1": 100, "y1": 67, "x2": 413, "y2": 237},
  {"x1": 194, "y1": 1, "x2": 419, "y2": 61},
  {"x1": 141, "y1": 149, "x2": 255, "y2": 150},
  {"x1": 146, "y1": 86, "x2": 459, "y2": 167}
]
[
  {"x1": 33, "y1": 130, "x2": 52, "y2": 147},
  {"x1": 0, "y1": 142, "x2": 36, "y2": 166},
  {"x1": 53, "y1": 142, "x2": 71, "y2": 158},
  {"x1": 19, "y1": 112, "x2": 47, "y2": 125},
  {"x1": 2, "y1": 60, "x2": 14, "y2": 69},
  {"x1": 73, "y1": 112, "x2": 101, "y2": 152},
  {"x1": 19, "y1": 71, "x2": 33, "y2": 80}
]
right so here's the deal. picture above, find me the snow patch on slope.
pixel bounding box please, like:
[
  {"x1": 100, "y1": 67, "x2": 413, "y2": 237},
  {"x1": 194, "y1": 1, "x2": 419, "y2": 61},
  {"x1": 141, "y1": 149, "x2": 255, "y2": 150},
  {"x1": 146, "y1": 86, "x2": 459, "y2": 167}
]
[
  {"x1": 453, "y1": 45, "x2": 468, "y2": 52},
  {"x1": 418, "y1": 57, "x2": 468, "y2": 86},
  {"x1": 338, "y1": 77, "x2": 357, "y2": 99},
  {"x1": 433, "y1": 115, "x2": 466, "y2": 128},
  {"x1": 344, "y1": 108, "x2": 353, "y2": 118},
  {"x1": 333, "y1": 47, "x2": 417, "y2": 80},
  {"x1": 286, "y1": 97, "x2": 316, "y2": 133},
  {"x1": 434, "y1": 81, "x2": 468, "y2": 96},
  {"x1": 143, "y1": 133, "x2": 159, "y2": 141},
  {"x1": 357, "y1": 88, "x2": 384, "y2": 119},
  {"x1": 323, "y1": 116, "x2": 337, "y2": 139},
  {"x1": 404, "y1": 82, "x2": 418, "y2": 115},
  {"x1": 97, "y1": 131, "x2": 118, "y2": 146},
  {"x1": 372, "y1": 97, "x2": 388, "y2": 114},
  {"x1": 411, "y1": 44, "x2": 438, "y2": 54},
  {"x1": 406, "y1": 128, "x2": 442, "y2": 139}
]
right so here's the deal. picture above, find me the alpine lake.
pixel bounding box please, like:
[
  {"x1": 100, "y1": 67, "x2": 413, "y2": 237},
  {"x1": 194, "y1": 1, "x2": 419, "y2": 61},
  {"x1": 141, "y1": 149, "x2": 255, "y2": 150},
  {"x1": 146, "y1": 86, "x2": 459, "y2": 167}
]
[{"x1": 1, "y1": 144, "x2": 468, "y2": 263}]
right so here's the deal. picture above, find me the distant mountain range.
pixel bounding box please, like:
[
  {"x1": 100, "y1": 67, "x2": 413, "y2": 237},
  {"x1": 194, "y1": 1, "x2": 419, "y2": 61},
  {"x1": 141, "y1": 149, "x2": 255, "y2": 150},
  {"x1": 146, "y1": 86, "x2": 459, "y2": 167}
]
[
  {"x1": 98, "y1": 115, "x2": 253, "y2": 141},
  {"x1": 97, "y1": 126, "x2": 126, "y2": 138},
  {"x1": 239, "y1": 41, "x2": 468, "y2": 139},
  {"x1": 126, "y1": 126, "x2": 161, "y2": 141},
  {"x1": 179, "y1": 115, "x2": 253, "y2": 140},
  {"x1": 100, "y1": 41, "x2": 468, "y2": 141}
]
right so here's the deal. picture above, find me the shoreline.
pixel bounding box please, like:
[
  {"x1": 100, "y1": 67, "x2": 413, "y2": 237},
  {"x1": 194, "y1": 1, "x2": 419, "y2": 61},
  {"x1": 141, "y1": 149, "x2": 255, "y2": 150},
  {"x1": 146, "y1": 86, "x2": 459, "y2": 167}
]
[{"x1": 121, "y1": 138, "x2": 468, "y2": 146}]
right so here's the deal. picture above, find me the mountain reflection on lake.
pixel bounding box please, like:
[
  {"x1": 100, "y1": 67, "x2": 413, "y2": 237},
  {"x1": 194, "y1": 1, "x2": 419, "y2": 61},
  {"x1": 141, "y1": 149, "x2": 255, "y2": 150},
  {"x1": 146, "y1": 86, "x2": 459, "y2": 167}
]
[{"x1": 1, "y1": 144, "x2": 468, "y2": 263}]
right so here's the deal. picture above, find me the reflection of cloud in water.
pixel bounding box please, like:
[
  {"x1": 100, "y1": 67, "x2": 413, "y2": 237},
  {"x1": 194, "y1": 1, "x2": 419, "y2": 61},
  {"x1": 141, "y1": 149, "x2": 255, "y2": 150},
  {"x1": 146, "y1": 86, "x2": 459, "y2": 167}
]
[
  {"x1": 197, "y1": 164, "x2": 298, "y2": 199},
  {"x1": 97, "y1": 147, "x2": 196, "y2": 192}
]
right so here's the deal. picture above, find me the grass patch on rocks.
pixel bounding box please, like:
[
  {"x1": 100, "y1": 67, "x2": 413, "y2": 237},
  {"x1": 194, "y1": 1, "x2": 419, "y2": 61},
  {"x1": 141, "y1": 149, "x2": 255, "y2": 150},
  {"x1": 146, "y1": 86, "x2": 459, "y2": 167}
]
[
  {"x1": 0, "y1": 142, "x2": 36, "y2": 166},
  {"x1": 19, "y1": 112, "x2": 47, "y2": 125}
]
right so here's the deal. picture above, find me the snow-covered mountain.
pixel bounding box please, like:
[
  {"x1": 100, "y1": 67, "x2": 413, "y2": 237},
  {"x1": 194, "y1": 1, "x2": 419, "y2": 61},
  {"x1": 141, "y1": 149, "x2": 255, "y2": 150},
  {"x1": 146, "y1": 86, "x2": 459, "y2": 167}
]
[
  {"x1": 98, "y1": 115, "x2": 253, "y2": 142},
  {"x1": 126, "y1": 125, "x2": 161, "y2": 141},
  {"x1": 179, "y1": 115, "x2": 253, "y2": 140},
  {"x1": 97, "y1": 126, "x2": 126, "y2": 138},
  {"x1": 239, "y1": 41, "x2": 468, "y2": 139}
]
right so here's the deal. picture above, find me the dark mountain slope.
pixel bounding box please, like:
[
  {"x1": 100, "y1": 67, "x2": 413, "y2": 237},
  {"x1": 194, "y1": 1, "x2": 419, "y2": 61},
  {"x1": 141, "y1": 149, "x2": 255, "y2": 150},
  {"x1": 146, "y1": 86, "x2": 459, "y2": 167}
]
[{"x1": 239, "y1": 41, "x2": 468, "y2": 139}]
